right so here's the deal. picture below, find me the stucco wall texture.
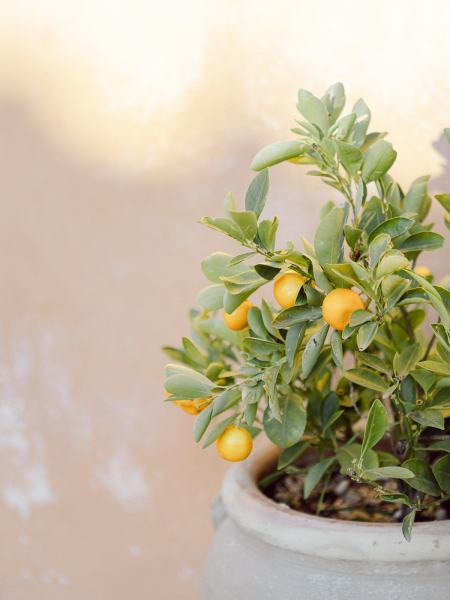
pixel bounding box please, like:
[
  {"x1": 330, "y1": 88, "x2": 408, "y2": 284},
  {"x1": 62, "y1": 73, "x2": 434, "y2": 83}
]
[{"x1": 1, "y1": 2, "x2": 450, "y2": 599}]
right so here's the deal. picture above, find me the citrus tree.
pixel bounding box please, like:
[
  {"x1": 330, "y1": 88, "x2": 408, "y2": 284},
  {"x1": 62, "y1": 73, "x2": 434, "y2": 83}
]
[{"x1": 163, "y1": 83, "x2": 450, "y2": 539}]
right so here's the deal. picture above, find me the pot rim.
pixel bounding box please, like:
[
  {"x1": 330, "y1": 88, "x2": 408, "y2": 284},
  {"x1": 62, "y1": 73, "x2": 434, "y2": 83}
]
[{"x1": 220, "y1": 444, "x2": 450, "y2": 562}]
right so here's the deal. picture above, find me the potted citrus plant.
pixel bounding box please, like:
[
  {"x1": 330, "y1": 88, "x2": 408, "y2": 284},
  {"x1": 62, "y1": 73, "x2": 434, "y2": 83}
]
[{"x1": 163, "y1": 83, "x2": 450, "y2": 599}]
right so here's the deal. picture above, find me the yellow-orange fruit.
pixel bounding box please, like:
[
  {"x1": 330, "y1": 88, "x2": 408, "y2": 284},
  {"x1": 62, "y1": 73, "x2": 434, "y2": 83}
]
[
  {"x1": 414, "y1": 266, "x2": 431, "y2": 278},
  {"x1": 174, "y1": 398, "x2": 211, "y2": 415},
  {"x1": 273, "y1": 270, "x2": 307, "y2": 309},
  {"x1": 322, "y1": 288, "x2": 364, "y2": 331},
  {"x1": 215, "y1": 425, "x2": 253, "y2": 462},
  {"x1": 224, "y1": 300, "x2": 252, "y2": 331}
]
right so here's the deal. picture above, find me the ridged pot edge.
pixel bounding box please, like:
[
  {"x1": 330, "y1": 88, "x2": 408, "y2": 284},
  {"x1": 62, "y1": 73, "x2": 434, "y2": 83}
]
[{"x1": 219, "y1": 444, "x2": 450, "y2": 563}]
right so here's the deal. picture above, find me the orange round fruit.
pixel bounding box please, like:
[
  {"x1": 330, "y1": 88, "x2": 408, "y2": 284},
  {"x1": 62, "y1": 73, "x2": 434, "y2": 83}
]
[
  {"x1": 174, "y1": 398, "x2": 211, "y2": 415},
  {"x1": 215, "y1": 425, "x2": 253, "y2": 462},
  {"x1": 414, "y1": 265, "x2": 431, "y2": 278},
  {"x1": 322, "y1": 288, "x2": 364, "y2": 331},
  {"x1": 273, "y1": 270, "x2": 307, "y2": 309},
  {"x1": 224, "y1": 300, "x2": 252, "y2": 331}
]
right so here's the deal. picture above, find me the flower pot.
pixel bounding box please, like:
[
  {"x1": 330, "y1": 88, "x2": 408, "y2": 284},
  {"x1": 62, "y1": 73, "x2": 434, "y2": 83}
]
[{"x1": 201, "y1": 446, "x2": 450, "y2": 600}]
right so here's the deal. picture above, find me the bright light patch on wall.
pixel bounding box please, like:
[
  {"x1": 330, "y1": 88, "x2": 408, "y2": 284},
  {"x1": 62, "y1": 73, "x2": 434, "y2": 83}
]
[{"x1": 0, "y1": 1, "x2": 449, "y2": 179}]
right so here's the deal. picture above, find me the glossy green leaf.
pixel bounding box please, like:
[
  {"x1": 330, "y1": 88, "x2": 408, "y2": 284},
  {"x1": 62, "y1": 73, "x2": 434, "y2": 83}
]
[
  {"x1": 314, "y1": 206, "x2": 346, "y2": 266},
  {"x1": 362, "y1": 140, "x2": 397, "y2": 182},
  {"x1": 402, "y1": 458, "x2": 440, "y2": 496},
  {"x1": 263, "y1": 393, "x2": 307, "y2": 448},
  {"x1": 273, "y1": 305, "x2": 322, "y2": 328},
  {"x1": 197, "y1": 284, "x2": 225, "y2": 311},
  {"x1": 245, "y1": 169, "x2": 269, "y2": 218},
  {"x1": 297, "y1": 89, "x2": 329, "y2": 134},
  {"x1": 432, "y1": 455, "x2": 450, "y2": 493},
  {"x1": 363, "y1": 466, "x2": 414, "y2": 481},
  {"x1": 302, "y1": 324, "x2": 329, "y2": 378},
  {"x1": 304, "y1": 457, "x2": 335, "y2": 499},
  {"x1": 344, "y1": 369, "x2": 388, "y2": 392},
  {"x1": 251, "y1": 141, "x2": 305, "y2": 171},
  {"x1": 360, "y1": 399, "x2": 388, "y2": 457}
]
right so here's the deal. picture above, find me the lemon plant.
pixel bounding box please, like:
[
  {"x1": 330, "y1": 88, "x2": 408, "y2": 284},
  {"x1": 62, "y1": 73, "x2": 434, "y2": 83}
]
[{"x1": 163, "y1": 83, "x2": 450, "y2": 540}]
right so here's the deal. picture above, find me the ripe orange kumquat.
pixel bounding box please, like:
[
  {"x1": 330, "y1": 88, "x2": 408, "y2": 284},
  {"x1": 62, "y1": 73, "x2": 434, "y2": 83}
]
[
  {"x1": 224, "y1": 300, "x2": 252, "y2": 330},
  {"x1": 322, "y1": 288, "x2": 364, "y2": 331},
  {"x1": 273, "y1": 270, "x2": 307, "y2": 309},
  {"x1": 215, "y1": 425, "x2": 253, "y2": 461}
]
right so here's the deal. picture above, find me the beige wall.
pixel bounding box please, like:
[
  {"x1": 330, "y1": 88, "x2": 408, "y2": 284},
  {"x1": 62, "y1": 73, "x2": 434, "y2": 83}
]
[{"x1": 1, "y1": 2, "x2": 450, "y2": 599}]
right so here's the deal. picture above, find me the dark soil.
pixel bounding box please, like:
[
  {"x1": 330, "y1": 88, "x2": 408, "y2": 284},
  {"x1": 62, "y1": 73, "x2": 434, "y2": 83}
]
[{"x1": 263, "y1": 469, "x2": 450, "y2": 523}]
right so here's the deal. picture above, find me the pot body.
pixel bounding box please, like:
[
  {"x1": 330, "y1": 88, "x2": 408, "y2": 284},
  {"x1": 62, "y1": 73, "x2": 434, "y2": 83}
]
[{"x1": 201, "y1": 447, "x2": 450, "y2": 600}]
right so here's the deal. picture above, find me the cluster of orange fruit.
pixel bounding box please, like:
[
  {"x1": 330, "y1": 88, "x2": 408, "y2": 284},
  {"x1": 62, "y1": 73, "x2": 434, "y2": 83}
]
[{"x1": 171, "y1": 265, "x2": 433, "y2": 461}]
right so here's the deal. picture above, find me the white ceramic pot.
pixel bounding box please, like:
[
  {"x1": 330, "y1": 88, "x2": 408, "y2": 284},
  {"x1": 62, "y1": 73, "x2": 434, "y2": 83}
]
[{"x1": 202, "y1": 446, "x2": 450, "y2": 599}]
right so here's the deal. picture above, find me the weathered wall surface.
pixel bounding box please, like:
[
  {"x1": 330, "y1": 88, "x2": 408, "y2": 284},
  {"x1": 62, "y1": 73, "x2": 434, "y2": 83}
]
[{"x1": 0, "y1": 2, "x2": 449, "y2": 598}]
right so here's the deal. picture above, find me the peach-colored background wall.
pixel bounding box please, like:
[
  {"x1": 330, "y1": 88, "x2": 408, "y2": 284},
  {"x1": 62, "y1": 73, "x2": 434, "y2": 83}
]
[{"x1": 1, "y1": 2, "x2": 450, "y2": 599}]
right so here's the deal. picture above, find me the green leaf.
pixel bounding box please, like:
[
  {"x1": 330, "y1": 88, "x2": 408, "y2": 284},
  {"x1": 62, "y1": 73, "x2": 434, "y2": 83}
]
[
  {"x1": 393, "y1": 343, "x2": 422, "y2": 378},
  {"x1": 245, "y1": 169, "x2": 269, "y2": 218},
  {"x1": 254, "y1": 264, "x2": 281, "y2": 281},
  {"x1": 202, "y1": 415, "x2": 236, "y2": 448},
  {"x1": 410, "y1": 369, "x2": 435, "y2": 392},
  {"x1": 286, "y1": 323, "x2": 307, "y2": 368},
  {"x1": 344, "y1": 369, "x2": 388, "y2": 392},
  {"x1": 335, "y1": 140, "x2": 362, "y2": 176},
  {"x1": 229, "y1": 210, "x2": 258, "y2": 240},
  {"x1": 403, "y1": 175, "x2": 430, "y2": 221},
  {"x1": 211, "y1": 388, "x2": 241, "y2": 417},
  {"x1": 302, "y1": 324, "x2": 329, "y2": 378},
  {"x1": 368, "y1": 233, "x2": 391, "y2": 267},
  {"x1": 351, "y1": 98, "x2": 371, "y2": 146},
  {"x1": 244, "y1": 337, "x2": 281, "y2": 356},
  {"x1": 402, "y1": 458, "x2": 440, "y2": 496},
  {"x1": 349, "y1": 309, "x2": 374, "y2": 327},
  {"x1": 297, "y1": 89, "x2": 329, "y2": 134},
  {"x1": 192, "y1": 403, "x2": 213, "y2": 442},
  {"x1": 404, "y1": 271, "x2": 449, "y2": 329},
  {"x1": 368, "y1": 217, "x2": 414, "y2": 242},
  {"x1": 381, "y1": 274, "x2": 410, "y2": 310},
  {"x1": 197, "y1": 284, "x2": 225, "y2": 311},
  {"x1": 418, "y1": 360, "x2": 450, "y2": 376},
  {"x1": 258, "y1": 217, "x2": 279, "y2": 251},
  {"x1": 363, "y1": 466, "x2": 414, "y2": 481},
  {"x1": 376, "y1": 250, "x2": 409, "y2": 278},
  {"x1": 201, "y1": 252, "x2": 240, "y2": 283},
  {"x1": 182, "y1": 337, "x2": 207, "y2": 367},
  {"x1": 337, "y1": 443, "x2": 378, "y2": 475},
  {"x1": 248, "y1": 306, "x2": 270, "y2": 340},
  {"x1": 277, "y1": 441, "x2": 309, "y2": 470},
  {"x1": 304, "y1": 457, "x2": 335, "y2": 499},
  {"x1": 435, "y1": 193, "x2": 450, "y2": 212},
  {"x1": 314, "y1": 206, "x2": 345, "y2": 267},
  {"x1": 355, "y1": 352, "x2": 390, "y2": 375},
  {"x1": 399, "y1": 232, "x2": 444, "y2": 252},
  {"x1": 410, "y1": 409, "x2": 445, "y2": 430},
  {"x1": 336, "y1": 113, "x2": 356, "y2": 140},
  {"x1": 357, "y1": 321, "x2": 379, "y2": 351},
  {"x1": 273, "y1": 305, "x2": 322, "y2": 328},
  {"x1": 263, "y1": 393, "x2": 307, "y2": 448},
  {"x1": 251, "y1": 141, "x2": 305, "y2": 171},
  {"x1": 402, "y1": 509, "x2": 416, "y2": 542},
  {"x1": 322, "y1": 82, "x2": 345, "y2": 123},
  {"x1": 330, "y1": 330, "x2": 343, "y2": 369},
  {"x1": 200, "y1": 217, "x2": 244, "y2": 242},
  {"x1": 361, "y1": 399, "x2": 388, "y2": 457},
  {"x1": 362, "y1": 140, "x2": 397, "y2": 182},
  {"x1": 429, "y1": 439, "x2": 450, "y2": 453},
  {"x1": 432, "y1": 455, "x2": 450, "y2": 493},
  {"x1": 165, "y1": 373, "x2": 213, "y2": 399}
]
